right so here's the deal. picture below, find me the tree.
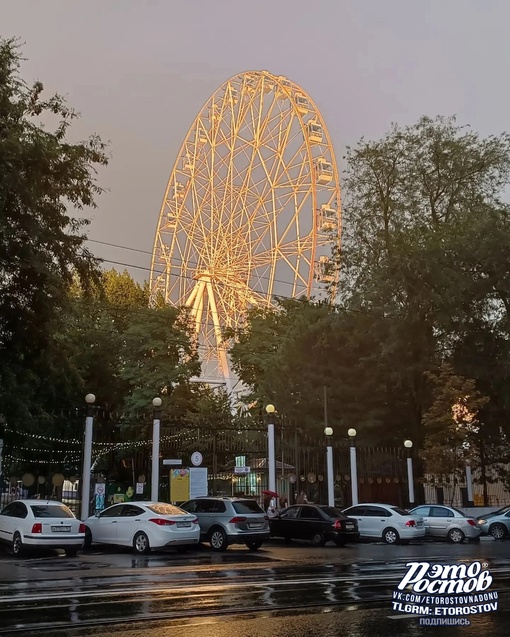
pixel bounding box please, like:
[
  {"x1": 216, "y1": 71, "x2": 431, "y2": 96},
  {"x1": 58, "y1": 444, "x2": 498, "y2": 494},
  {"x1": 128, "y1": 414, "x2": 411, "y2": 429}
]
[
  {"x1": 336, "y1": 116, "x2": 510, "y2": 444},
  {"x1": 0, "y1": 38, "x2": 108, "y2": 423}
]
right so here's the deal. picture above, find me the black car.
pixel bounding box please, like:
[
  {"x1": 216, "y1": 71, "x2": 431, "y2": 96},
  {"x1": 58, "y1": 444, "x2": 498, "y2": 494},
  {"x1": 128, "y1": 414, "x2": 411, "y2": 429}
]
[{"x1": 269, "y1": 504, "x2": 359, "y2": 546}]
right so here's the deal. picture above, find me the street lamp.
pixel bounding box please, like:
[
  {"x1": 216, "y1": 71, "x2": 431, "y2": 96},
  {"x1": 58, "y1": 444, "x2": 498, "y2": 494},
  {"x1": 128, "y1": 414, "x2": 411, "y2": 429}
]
[
  {"x1": 266, "y1": 404, "x2": 276, "y2": 496},
  {"x1": 324, "y1": 426, "x2": 334, "y2": 507},
  {"x1": 81, "y1": 393, "x2": 96, "y2": 520},
  {"x1": 404, "y1": 439, "x2": 415, "y2": 506},
  {"x1": 151, "y1": 397, "x2": 163, "y2": 501},
  {"x1": 348, "y1": 428, "x2": 358, "y2": 505}
]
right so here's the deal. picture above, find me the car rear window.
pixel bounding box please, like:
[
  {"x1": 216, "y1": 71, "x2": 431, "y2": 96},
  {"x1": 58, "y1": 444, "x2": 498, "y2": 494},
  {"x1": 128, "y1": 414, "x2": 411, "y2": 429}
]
[
  {"x1": 449, "y1": 507, "x2": 469, "y2": 517},
  {"x1": 392, "y1": 507, "x2": 412, "y2": 516},
  {"x1": 30, "y1": 505, "x2": 74, "y2": 519},
  {"x1": 232, "y1": 500, "x2": 264, "y2": 514},
  {"x1": 320, "y1": 506, "x2": 347, "y2": 519},
  {"x1": 147, "y1": 504, "x2": 186, "y2": 516}
]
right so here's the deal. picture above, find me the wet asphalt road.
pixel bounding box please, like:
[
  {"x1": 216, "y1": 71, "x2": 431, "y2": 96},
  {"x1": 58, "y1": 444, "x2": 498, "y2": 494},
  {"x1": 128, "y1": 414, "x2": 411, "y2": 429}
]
[{"x1": 0, "y1": 538, "x2": 509, "y2": 636}]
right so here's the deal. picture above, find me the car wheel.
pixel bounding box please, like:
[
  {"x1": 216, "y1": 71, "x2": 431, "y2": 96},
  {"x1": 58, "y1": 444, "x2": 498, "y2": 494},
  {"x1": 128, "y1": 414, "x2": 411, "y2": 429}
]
[
  {"x1": 246, "y1": 541, "x2": 263, "y2": 551},
  {"x1": 84, "y1": 527, "x2": 92, "y2": 550},
  {"x1": 311, "y1": 531, "x2": 325, "y2": 547},
  {"x1": 334, "y1": 538, "x2": 347, "y2": 547},
  {"x1": 65, "y1": 547, "x2": 79, "y2": 557},
  {"x1": 382, "y1": 527, "x2": 399, "y2": 544},
  {"x1": 12, "y1": 532, "x2": 24, "y2": 557},
  {"x1": 489, "y1": 523, "x2": 506, "y2": 540},
  {"x1": 448, "y1": 528, "x2": 465, "y2": 544},
  {"x1": 210, "y1": 528, "x2": 228, "y2": 552},
  {"x1": 133, "y1": 531, "x2": 151, "y2": 555}
]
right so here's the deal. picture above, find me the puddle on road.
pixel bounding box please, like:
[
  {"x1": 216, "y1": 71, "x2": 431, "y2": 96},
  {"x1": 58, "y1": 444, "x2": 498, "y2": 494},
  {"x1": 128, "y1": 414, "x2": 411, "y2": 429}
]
[{"x1": 15, "y1": 560, "x2": 111, "y2": 572}]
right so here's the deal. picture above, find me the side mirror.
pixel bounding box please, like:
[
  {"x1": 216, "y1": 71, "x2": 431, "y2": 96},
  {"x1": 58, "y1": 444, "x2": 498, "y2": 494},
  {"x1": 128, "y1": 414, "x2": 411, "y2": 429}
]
[{"x1": 95, "y1": 512, "x2": 100, "y2": 518}]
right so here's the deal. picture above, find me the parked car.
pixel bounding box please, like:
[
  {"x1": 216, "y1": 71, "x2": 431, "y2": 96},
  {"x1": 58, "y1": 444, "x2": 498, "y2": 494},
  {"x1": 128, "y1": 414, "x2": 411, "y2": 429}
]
[
  {"x1": 269, "y1": 504, "x2": 359, "y2": 546},
  {"x1": 84, "y1": 502, "x2": 200, "y2": 554},
  {"x1": 0, "y1": 499, "x2": 85, "y2": 556},
  {"x1": 476, "y1": 506, "x2": 510, "y2": 539},
  {"x1": 341, "y1": 503, "x2": 425, "y2": 544},
  {"x1": 180, "y1": 497, "x2": 270, "y2": 551},
  {"x1": 409, "y1": 505, "x2": 480, "y2": 543}
]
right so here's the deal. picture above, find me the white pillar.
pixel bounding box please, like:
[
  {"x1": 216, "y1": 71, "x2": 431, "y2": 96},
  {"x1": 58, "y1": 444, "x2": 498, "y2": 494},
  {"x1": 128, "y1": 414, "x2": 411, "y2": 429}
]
[
  {"x1": 81, "y1": 394, "x2": 96, "y2": 520},
  {"x1": 466, "y1": 464, "x2": 474, "y2": 505},
  {"x1": 268, "y1": 422, "x2": 276, "y2": 494},
  {"x1": 350, "y1": 445, "x2": 358, "y2": 505},
  {"x1": 151, "y1": 398, "x2": 162, "y2": 501},
  {"x1": 407, "y1": 456, "x2": 415, "y2": 505},
  {"x1": 326, "y1": 445, "x2": 334, "y2": 507}
]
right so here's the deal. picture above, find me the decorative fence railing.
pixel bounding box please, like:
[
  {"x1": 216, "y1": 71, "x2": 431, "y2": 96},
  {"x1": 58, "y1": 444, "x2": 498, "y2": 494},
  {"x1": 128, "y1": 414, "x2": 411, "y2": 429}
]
[{"x1": 2, "y1": 422, "x2": 509, "y2": 517}]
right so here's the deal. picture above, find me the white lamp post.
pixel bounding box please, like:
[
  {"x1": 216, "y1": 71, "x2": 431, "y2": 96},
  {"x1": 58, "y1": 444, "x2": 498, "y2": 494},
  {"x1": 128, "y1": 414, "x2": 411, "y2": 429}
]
[
  {"x1": 348, "y1": 428, "x2": 358, "y2": 505},
  {"x1": 266, "y1": 404, "x2": 276, "y2": 496},
  {"x1": 81, "y1": 393, "x2": 96, "y2": 520},
  {"x1": 465, "y1": 459, "x2": 474, "y2": 506},
  {"x1": 151, "y1": 397, "x2": 163, "y2": 501},
  {"x1": 404, "y1": 439, "x2": 415, "y2": 506},
  {"x1": 324, "y1": 426, "x2": 334, "y2": 507}
]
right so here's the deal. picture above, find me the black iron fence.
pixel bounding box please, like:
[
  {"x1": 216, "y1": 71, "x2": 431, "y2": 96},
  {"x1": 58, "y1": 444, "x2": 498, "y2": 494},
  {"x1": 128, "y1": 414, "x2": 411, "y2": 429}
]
[{"x1": 0, "y1": 423, "x2": 415, "y2": 517}]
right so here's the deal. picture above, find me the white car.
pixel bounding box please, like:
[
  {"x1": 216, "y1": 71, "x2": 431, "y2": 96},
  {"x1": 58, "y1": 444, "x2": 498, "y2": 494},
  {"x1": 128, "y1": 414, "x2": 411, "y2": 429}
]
[
  {"x1": 342, "y1": 503, "x2": 425, "y2": 544},
  {"x1": 0, "y1": 499, "x2": 85, "y2": 556},
  {"x1": 84, "y1": 502, "x2": 200, "y2": 554}
]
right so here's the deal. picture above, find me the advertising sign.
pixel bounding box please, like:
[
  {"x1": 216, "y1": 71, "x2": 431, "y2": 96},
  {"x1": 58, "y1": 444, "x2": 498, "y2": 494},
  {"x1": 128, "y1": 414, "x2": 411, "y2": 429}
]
[{"x1": 170, "y1": 468, "x2": 190, "y2": 502}]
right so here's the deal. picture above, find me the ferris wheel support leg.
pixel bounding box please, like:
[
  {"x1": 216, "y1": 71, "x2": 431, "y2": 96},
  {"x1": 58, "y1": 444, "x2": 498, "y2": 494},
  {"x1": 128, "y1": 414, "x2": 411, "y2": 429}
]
[
  {"x1": 188, "y1": 280, "x2": 207, "y2": 336},
  {"x1": 205, "y1": 280, "x2": 233, "y2": 395}
]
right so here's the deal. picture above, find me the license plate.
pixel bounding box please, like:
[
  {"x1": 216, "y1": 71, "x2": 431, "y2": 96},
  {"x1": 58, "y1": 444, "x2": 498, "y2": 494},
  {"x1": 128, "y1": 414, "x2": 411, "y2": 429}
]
[
  {"x1": 248, "y1": 523, "x2": 262, "y2": 528},
  {"x1": 176, "y1": 522, "x2": 191, "y2": 528},
  {"x1": 345, "y1": 523, "x2": 354, "y2": 529},
  {"x1": 51, "y1": 526, "x2": 71, "y2": 532},
  {"x1": 417, "y1": 521, "x2": 423, "y2": 526}
]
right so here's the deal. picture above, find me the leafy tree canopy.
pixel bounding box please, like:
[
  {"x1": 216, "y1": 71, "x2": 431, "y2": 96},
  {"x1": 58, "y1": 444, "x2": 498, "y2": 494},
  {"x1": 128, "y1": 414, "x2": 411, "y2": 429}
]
[{"x1": 0, "y1": 37, "x2": 108, "y2": 422}]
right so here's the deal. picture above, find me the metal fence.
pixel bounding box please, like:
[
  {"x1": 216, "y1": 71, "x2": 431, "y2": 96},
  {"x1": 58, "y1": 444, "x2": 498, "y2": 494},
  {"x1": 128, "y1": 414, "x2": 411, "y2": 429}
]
[{"x1": 0, "y1": 423, "x2": 419, "y2": 516}]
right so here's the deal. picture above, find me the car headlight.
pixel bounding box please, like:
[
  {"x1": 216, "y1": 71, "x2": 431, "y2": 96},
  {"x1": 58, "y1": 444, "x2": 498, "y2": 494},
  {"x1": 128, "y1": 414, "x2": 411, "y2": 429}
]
[{"x1": 478, "y1": 519, "x2": 486, "y2": 525}]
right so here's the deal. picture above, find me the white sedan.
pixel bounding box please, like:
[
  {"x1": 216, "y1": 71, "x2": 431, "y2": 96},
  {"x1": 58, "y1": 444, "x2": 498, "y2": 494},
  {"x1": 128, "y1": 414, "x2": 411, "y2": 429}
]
[
  {"x1": 342, "y1": 503, "x2": 425, "y2": 544},
  {"x1": 84, "y1": 502, "x2": 200, "y2": 554},
  {"x1": 0, "y1": 499, "x2": 85, "y2": 556}
]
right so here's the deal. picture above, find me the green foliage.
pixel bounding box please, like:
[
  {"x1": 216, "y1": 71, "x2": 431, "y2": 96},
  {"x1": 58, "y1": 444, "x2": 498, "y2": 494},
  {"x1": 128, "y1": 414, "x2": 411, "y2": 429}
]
[
  {"x1": 421, "y1": 363, "x2": 489, "y2": 475},
  {"x1": 0, "y1": 37, "x2": 108, "y2": 424}
]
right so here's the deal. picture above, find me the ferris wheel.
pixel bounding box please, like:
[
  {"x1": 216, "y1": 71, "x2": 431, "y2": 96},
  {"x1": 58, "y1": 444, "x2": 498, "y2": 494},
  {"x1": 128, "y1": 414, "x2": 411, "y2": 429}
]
[{"x1": 150, "y1": 70, "x2": 341, "y2": 393}]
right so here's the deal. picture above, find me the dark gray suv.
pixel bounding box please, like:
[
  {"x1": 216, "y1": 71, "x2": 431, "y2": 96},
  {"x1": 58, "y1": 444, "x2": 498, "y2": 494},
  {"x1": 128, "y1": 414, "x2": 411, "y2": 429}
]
[{"x1": 180, "y1": 497, "x2": 270, "y2": 551}]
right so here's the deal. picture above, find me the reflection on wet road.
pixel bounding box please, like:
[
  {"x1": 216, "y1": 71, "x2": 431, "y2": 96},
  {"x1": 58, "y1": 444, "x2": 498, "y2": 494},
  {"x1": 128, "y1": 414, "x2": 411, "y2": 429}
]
[{"x1": 1, "y1": 540, "x2": 510, "y2": 636}]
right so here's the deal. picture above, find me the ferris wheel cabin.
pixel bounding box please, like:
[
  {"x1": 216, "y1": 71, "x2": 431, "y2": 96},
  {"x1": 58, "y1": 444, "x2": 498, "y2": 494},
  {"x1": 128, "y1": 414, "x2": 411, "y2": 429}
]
[
  {"x1": 306, "y1": 121, "x2": 323, "y2": 144},
  {"x1": 317, "y1": 205, "x2": 337, "y2": 232},
  {"x1": 276, "y1": 76, "x2": 292, "y2": 100},
  {"x1": 314, "y1": 158, "x2": 334, "y2": 184},
  {"x1": 174, "y1": 182, "x2": 185, "y2": 200},
  {"x1": 314, "y1": 256, "x2": 335, "y2": 283},
  {"x1": 294, "y1": 93, "x2": 309, "y2": 115}
]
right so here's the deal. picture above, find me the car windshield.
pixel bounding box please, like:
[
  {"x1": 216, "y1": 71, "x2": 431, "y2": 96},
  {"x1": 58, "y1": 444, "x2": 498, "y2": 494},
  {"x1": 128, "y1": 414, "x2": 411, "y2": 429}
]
[
  {"x1": 392, "y1": 507, "x2": 412, "y2": 516},
  {"x1": 319, "y1": 506, "x2": 347, "y2": 519},
  {"x1": 232, "y1": 500, "x2": 264, "y2": 514},
  {"x1": 147, "y1": 504, "x2": 187, "y2": 516},
  {"x1": 493, "y1": 505, "x2": 510, "y2": 515},
  {"x1": 30, "y1": 505, "x2": 74, "y2": 519}
]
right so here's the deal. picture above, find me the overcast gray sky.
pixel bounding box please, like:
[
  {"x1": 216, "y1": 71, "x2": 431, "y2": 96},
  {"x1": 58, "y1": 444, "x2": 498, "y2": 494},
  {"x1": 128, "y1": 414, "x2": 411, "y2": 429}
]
[{"x1": 3, "y1": 0, "x2": 510, "y2": 281}]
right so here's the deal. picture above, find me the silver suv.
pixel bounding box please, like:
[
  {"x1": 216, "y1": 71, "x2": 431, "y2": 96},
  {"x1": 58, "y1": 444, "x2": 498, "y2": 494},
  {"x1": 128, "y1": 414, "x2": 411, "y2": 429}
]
[{"x1": 180, "y1": 497, "x2": 270, "y2": 552}]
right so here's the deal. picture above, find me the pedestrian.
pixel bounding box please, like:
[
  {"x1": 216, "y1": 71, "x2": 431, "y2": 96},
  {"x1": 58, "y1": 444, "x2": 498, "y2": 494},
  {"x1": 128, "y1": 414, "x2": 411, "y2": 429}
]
[
  {"x1": 266, "y1": 499, "x2": 278, "y2": 517},
  {"x1": 297, "y1": 491, "x2": 309, "y2": 504}
]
